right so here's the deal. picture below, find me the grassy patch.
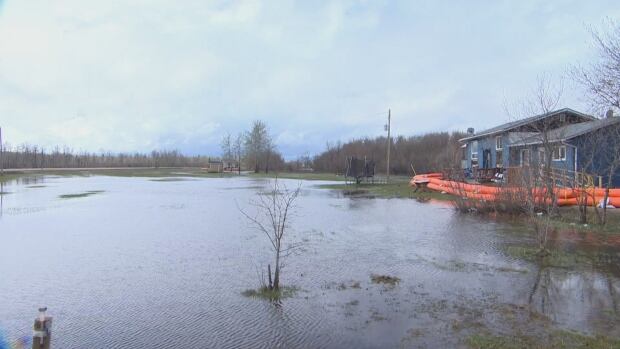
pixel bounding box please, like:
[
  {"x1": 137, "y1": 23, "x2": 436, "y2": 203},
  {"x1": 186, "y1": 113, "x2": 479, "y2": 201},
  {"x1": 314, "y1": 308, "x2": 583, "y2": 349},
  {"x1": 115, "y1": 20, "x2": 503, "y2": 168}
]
[
  {"x1": 466, "y1": 330, "x2": 620, "y2": 349},
  {"x1": 248, "y1": 172, "x2": 346, "y2": 181},
  {"x1": 149, "y1": 177, "x2": 194, "y2": 182},
  {"x1": 27, "y1": 185, "x2": 47, "y2": 188},
  {"x1": 370, "y1": 274, "x2": 401, "y2": 286},
  {"x1": 319, "y1": 182, "x2": 454, "y2": 200},
  {"x1": 1, "y1": 168, "x2": 236, "y2": 182},
  {"x1": 504, "y1": 245, "x2": 619, "y2": 269},
  {"x1": 552, "y1": 207, "x2": 620, "y2": 235},
  {"x1": 241, "y1": 286, "x2": 297, "y2": 301},
  {"x1": 0, "y1": 172, "x2": 30, "y2": 184},
  {"x1": 336, "y1": 280, "x2": 362, "y2": 290},
  {"x1": 59, "y1": 190, "x2": 105, "y2": 199}
]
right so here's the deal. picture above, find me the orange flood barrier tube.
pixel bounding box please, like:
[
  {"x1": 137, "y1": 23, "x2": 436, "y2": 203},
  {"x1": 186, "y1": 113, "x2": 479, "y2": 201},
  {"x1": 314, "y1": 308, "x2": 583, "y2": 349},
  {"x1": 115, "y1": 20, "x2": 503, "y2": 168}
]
[{"x1": 410, "y1": 173, "x2": 618, "y2": 207}]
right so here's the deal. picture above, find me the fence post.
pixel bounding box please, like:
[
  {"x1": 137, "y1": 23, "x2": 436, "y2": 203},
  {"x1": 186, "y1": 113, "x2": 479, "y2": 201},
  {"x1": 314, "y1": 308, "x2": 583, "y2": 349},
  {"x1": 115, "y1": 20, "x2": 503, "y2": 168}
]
[{"x1": 31, "y1": 307, "x2": 52, "y2": 349}]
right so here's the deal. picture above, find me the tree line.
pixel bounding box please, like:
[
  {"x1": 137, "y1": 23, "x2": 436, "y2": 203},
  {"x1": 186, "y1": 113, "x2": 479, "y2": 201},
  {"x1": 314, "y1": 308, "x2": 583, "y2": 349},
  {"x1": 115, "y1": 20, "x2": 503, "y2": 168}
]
[
  {"x1": 311, "y1": 132, "x2": 466, "y2": 176},
  {"x1": 0, "y1": 145, "x2": 210, "y2": 169}
]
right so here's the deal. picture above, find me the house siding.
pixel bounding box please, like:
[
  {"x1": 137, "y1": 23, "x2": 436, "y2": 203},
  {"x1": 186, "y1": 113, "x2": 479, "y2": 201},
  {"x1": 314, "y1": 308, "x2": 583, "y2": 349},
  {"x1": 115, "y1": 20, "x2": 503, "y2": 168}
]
[
  {"x1": 464, "y1": 134, "x2": 509, "y2": 169},
  {"x1": 570, "y1": 127, "x2": 620, "y2": 187}
]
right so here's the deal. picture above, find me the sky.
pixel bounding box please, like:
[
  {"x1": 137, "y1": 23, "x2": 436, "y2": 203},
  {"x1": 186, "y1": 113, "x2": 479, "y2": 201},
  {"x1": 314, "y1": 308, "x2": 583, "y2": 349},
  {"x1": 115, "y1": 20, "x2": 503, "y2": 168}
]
[{"x1": 0, "y1": 0, "x2": 619, "y2": 159}]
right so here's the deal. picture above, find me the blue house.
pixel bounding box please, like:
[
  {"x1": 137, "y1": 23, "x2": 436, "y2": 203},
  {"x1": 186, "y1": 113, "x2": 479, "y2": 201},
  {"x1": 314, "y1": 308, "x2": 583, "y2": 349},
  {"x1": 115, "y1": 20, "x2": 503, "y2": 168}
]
[{"x1": 459, "y1": 108, "x2": 620, "y2": 186}]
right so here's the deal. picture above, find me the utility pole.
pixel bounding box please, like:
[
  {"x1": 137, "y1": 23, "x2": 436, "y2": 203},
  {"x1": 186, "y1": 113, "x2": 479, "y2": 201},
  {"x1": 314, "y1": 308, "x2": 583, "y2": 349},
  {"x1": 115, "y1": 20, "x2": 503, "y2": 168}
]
[
  {"x1": 0, "y1": 126, "x2": 3, "y2": 177},
  {"x1": 385, "y1": 109, "x2": 391, "y2": 183}
]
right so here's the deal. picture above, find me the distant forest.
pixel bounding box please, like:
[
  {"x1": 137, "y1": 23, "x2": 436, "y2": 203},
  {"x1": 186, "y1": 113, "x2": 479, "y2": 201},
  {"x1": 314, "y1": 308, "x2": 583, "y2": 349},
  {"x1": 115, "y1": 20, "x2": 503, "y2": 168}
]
[
  {"x1": 0, "y1": 130, "x2": 466, "y2": 175},
  {"x1": 310, "y1": 132, "x2": 466, "y2": 176},
  {"x1": 0, "y1": 145, "x2": 209, "y2": 169}
]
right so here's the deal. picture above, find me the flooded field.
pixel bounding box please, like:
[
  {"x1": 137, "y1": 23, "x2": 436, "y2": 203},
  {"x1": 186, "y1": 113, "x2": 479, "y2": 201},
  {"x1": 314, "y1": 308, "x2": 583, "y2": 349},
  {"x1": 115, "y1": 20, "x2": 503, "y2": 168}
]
[{"x1": 0, "y1": 175, "x2": 619, "y2": 348}]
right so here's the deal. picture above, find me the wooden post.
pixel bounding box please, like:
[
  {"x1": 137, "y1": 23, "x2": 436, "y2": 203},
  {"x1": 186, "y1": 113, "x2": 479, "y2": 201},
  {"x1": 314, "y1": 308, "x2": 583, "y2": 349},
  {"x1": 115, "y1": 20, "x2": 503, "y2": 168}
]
[{"x1": 32, "y1": 307, "x2": 52, "y2": 349}]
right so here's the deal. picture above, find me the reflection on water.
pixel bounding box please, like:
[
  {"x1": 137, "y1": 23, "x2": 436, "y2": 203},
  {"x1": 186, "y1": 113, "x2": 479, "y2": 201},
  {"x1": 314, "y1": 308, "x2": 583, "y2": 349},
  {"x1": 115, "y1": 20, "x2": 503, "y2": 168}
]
[{"x1": 0, "y1": 175, "x2": 618, "y2": 348}]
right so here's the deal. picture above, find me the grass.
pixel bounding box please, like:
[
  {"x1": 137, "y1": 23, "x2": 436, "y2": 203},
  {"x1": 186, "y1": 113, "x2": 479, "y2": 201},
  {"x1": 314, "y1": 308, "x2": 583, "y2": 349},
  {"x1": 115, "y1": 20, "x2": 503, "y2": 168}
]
[
  {"x1": 59, "y1": 190, "x2": 105, "y2": 199},
  {"x1": 241, "y1": 286, "x2": 298, "y2": 301},
  {"x1": 0, "y1": 168, "x2": 236, "y2": 182},
  {"x1": 248, "y1": 171, "x2": 346, "y2": 181},
  {"x1": 370, "y1": 274, "x2": 401, "y2": 286},
  {"x1": 504, "y1": 245, "x2": 618, "y2": 269},
  {"x1": 466, "y1": 330, "x2": 620, "y2": 349},
  {"x1": 318, "y1": 181, "x2": 454, "y2": 200},
  {"x1": 552, "y1": 206, "x2": 620, "y2": 235},
  {"x1": 149, "y1": 177, "x2": 195, "y2": 182},
  {"x1": 0, "y1": 172, "x2": 30, "y2": 184}
]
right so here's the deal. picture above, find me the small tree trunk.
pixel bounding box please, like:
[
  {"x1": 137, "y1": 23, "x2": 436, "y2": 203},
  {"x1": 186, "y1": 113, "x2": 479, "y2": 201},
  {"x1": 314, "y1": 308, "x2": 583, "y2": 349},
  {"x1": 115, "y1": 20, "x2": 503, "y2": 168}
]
[
  {"x1": 603, "y1": 187, "x2": 610, "y2": 225},
  {"x1": 273, "y1": 251, "x2": 281, "y2": 290},
  {"x1": 267, "y1": 264, "x2": 273, "y2": 289}
]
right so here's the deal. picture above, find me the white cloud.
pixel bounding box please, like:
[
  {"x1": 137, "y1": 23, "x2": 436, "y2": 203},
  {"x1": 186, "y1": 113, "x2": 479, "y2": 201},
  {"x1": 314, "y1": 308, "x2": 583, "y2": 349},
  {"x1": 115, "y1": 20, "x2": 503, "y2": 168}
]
[{"x1": 0, "y1": 0, "x2": 618, "y2": 157}]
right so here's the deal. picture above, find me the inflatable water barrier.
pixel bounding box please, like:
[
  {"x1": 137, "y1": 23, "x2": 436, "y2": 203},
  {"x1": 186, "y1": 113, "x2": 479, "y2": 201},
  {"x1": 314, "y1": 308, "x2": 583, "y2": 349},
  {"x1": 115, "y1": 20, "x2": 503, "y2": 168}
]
[{"x1": 411, "y1": 173, "x2": 620, "y2": 208}]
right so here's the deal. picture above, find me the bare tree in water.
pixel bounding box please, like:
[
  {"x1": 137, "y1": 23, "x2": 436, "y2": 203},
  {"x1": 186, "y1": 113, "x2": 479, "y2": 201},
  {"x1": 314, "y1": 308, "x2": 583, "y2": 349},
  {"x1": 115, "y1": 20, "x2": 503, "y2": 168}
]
[
  {"x1": 240, "y1": 179, "x2": 301, "y2": 290},
  {"x1": 504, "y1": 74, "x2": 566, "y2": 254}
]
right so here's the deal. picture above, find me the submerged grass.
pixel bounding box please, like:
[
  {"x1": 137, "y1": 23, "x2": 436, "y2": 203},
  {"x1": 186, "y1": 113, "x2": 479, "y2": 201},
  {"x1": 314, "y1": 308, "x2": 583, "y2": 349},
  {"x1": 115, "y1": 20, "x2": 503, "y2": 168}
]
[
  {"x1": 149, "y1": 177, "x2": 195, "y2": 182},
  {"x1": 59, "y1": 190, "x2": 105, "y2": 199},
  {"x1": 370, "y1": 274, "x2": 401, "y2": 286},
  {"x1": 466, "y1": 330, "x2": 620, "y2": 349},
  {"x1": 504, "y1": 245, "x2": 619, "y2": 269},
  {"x1": 241, "y1": 286, "x2": 298, "y2": 301}
]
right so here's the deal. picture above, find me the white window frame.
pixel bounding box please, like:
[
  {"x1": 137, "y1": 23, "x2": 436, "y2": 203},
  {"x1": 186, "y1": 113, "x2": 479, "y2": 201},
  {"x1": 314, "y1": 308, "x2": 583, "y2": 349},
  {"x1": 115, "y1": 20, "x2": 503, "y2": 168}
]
[
  {"x1": 471, "y1": 141, "x2": 478, "y2": 160},
  {"x1": 552, "y1": 146, "x2": 566, "y2": 161},
  {"x1": 495, "y1": 136, "x2": 503, "y2": 150}
]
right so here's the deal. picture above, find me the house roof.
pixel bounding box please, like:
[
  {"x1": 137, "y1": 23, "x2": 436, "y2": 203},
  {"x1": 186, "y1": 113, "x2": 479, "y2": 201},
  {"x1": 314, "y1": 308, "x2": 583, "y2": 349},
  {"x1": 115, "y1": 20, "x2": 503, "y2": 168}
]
[
  {"x1": 514, "y1": 116, "x2": 620, "y2": 146},
  {"x1": 459, "y1": 108, "x2": 596, "y2": 142}
]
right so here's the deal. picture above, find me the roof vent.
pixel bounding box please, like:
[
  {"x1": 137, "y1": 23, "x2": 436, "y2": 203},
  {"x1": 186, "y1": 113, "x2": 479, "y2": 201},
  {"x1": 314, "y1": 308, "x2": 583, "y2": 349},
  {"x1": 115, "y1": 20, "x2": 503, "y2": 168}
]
[
  {"x1": 606, "y1": 109, "x2": 614, "y2": 118},
  {"x1": 467, "y1": 127, "x2": 475, "y2": 135}
]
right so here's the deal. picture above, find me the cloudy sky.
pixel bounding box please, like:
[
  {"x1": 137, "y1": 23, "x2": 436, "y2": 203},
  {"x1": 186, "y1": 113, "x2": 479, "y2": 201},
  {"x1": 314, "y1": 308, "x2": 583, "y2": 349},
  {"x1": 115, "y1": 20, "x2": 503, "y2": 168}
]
[{"x1": 0, "y1": 0, "x2": 618, "y2": 158}]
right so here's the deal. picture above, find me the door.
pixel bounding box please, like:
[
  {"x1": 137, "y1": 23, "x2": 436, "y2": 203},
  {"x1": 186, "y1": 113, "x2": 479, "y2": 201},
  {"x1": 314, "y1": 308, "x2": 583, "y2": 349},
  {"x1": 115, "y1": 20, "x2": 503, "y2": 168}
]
[{"x1": 483, "y1": 149, "x2": 492, "y2": 169}]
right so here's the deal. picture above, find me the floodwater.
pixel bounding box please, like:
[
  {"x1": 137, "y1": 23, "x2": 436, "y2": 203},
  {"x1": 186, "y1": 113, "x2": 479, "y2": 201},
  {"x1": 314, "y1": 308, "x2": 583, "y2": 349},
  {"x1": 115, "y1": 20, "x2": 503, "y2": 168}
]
[{"x1": 0, "y1": 175, "x2": 618, "y2": 348}]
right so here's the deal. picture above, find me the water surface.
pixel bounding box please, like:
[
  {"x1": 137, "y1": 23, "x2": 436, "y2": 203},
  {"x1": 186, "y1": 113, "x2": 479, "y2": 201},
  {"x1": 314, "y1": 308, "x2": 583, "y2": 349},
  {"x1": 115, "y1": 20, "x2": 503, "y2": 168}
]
[{"x1": 0, "y1": 176, "x2": 618, "y2": 348}]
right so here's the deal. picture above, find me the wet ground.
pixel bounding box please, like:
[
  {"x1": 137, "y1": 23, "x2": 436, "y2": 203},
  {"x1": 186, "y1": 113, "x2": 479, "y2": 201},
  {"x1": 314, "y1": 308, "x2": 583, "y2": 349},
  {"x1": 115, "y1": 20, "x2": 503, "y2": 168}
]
[{"x1": 0, "y1": 175, "x2": 618, "y2": 348}]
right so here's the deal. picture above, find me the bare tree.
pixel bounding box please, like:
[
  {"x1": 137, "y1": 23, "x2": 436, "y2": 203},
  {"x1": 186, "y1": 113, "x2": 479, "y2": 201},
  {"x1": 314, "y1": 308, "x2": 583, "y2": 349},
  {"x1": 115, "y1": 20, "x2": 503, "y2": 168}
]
[
  {"x1": 503, "y1": 74, "x2": 566, "y2": 253},
  {"x1": 232, "y1": 132, "x2": 244, "y2": 174},
  {"x1": 239, "y1": 179, "x2": 301, "y2": 290},
  {"x1": 220, "y1": 133, "x2": 233, "y2": 161},
  {"x1": 571, "y1": 19, "x2": 620, "y2": 115},
  {"x1": 572, "y1": 19, "x2": 620, "y2": 225}
]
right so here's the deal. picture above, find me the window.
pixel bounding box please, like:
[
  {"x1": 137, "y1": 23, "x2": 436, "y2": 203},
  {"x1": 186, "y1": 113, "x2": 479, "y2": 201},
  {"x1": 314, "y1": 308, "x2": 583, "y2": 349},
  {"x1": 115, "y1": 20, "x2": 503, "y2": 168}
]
[
  {"x1": 559, "y1": 114, "x2": 566, "y2": 123},
  {"x1": 471, "y1": 141, "x2": 478, "y2": 160},
  {"x1": 553, "y1": 146, "x2": 566, "y2": 161},
  {"x1": 496, "y1": 136, "x2": 503, "y2": 150},
  {"x1": 521, "y1": 149, "x2": 530, "y2": 167}
]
